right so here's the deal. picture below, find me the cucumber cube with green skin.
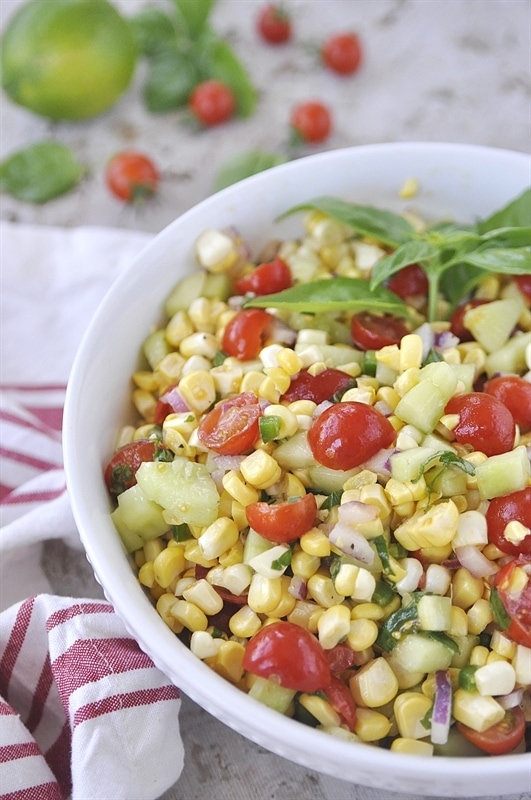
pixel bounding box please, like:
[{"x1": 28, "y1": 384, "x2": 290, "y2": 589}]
[
  {"x1": 395, "y1": 361, "x2": 458, "y2": 434},
  {"x1": 111, "y1": 483, "x2": 169, "y2": 552},
  {"x1": 135, "y1": 457, "x2": 220, "y2": 527},
  {"x1": 475, "y1": 445, "x2": 531, "y2": 500},
  {"x1": 417, "y1": 595, "x2": 452, "y2": 632},
  {"x1": 463, "y1": 296, "x2": 525, "y2": 354},
  {"x1": 392, "y1": 633, "x2": 454, "y2": 674},
  {"x1": 248, "y1": 676, "x2": 296, "y2": 713},
  {"x1": 390, "y1": 446, "x2": 438, "y2": 483},
  {"x1": 485, "y1": 331, "x2": 531, "y2": 377}
]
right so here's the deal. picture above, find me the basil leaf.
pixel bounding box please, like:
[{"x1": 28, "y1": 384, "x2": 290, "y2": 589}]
[
  {"x1": 439, "y1": 263, "x2": 484, "y2": 307},
  {"x1": 490, "y1": 587, "x2": 511, "y2": 631},
  {"x1": 477, "y1": 187, "x2": 531, "y2": 233},
  {"x1": 131, "y1": 9, "x2": 179, "y2": 56},
  {"x1": 418, "y1": 631, "x2": 460, "y2": 654},
  {"x1": 279, "y1": 197, "x2": 415, "y2": 247},
  {"x1": 244, "y1": 277, "x2": 410, "y2": 316},
  {"x1": 204, "y1": 39, "x2": 257, "y2": 117},
  {"x1": 370, "y1": 240, "x2": 440, "y2": 287},
  {"x1": 143, "y1": 47, "x2": 199, "y2": 111},
  {"x1": 479, "y1": 226, "x2": 531, "y2": 248},
  {"x1": 460, "y1": 246, "x2": 531, "y2": 274},
  {"x1": 173, "y1": 0, "x2": 216, "y2": 38},
  {"x1": 0, "y1": 141, "x2": 85, "y2": 203},
  {"x1": 214, "y1": 150, "x2": 288, "y2": 191}
]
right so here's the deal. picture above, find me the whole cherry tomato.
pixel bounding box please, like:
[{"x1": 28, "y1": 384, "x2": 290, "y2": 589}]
[
  {"x1": 484, "y1": 375, "x2": 531, "y2": 430},
  {"x1": 105, "y1": 151, "x2": 159, "y2": 203},
  {"x1": 222, "y1": 308, "x2": 276, "y2": 360},
  {"x1": 242, "y1": 620, "x2": 332, "y2": 692},
  {"x1": 257, "y1": 4, "x2": 292, "y2": 44},
  {"x1": 290, "y1": 101, "x2": 332, "y2": 144},
  {"x1": 486, "y1": 487, "x2": 531, "y2": 557},
  {"x1": 457, "y1": 706, "x2": 526, "y2": 756},
  {"x1": 492, "y1": 556, "x2": 531, "y2": 647},
  {"x1": 387, "y1": 264, "x2": 429, "y2": 299},
  {"x1": 197, "y1": 392, "x2": 261, "y2": 455},
  {"x1": 245, "y1": 493, "x2": 317, "y2": 543},
  {"x1": 449, "y1": 299, "x2": 489, "y2": 341},
  {"x1": 514, "y1": 274, "x2": 531, "y2": 305},
  {"x1": 322, "y1": 676, "x2": 357, "y2": 732},
  {"x1": 281, "y1": 368, "x2": 354, "y2": 404},
  {"x1": 444, "y1": 392, "x2": 515, "y2": 456},
  {"x1": 235, "y1": 258, "x2": 293, "y2": 296},
  {"x1": 189, "y1": 80, "x2": 236, "y2": 126},
  {"x1": 321, "y1": 32, "x2": 362, "y2": 75},
  {"x1": 104, "y1": 440, "x2": 157, "y2": 495},
  {"x1": 350, "y1": 311, "x2": 409, "y2": 351},
  {"x1": 308, "y1": 402, "x2": 395, "y2": 470}
]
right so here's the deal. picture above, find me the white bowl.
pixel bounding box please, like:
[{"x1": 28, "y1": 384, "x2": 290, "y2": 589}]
[{"x1": 63, "y1": 143, "x2": 531, "y2": 798}]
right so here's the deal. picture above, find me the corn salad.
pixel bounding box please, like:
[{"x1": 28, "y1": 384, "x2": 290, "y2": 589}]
[{"x1": 106, "y1": 201, "x2": 531, "y2": 757}]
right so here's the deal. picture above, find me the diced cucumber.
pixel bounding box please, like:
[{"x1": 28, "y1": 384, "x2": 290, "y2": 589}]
[
  {"x1": 475, "y1": 445, "x2": 531, "y2": 500},
  {"x1": 449, "y1": 363, "x2": 475, "y2": 393},
  {"x1": 316, "y1": 344, "x2": 363, "y2": 367},
  {"x1": 116, "y1": 483, "x2": 168, "y2": 538},
  {"x1": 395, "y1": 362, "x2": 458, "y2": 434},
  {"x1": 417, "y1": 595, "x2": 452, "y2": 632},
  {"x1": 247, "y1": 676, "x2": 296, "y2": 714},
  {"x1": 390, "y1": 447, "x2": 438, "y2": 483},
  {"x1": 202, "y1": 272, "x2": 232, "y2": 301},
  {"x1": 135, "y1": 457, "x2": 220, "y2": 527},
  {"x1": 274, "y1": 430, "x2": 316, "y2": 471},
  {"x1": 142, "y1": 329, "x2": 173, "y2": 370},
  {"x1": 111, "y1": 506, "x2": 145, "y2": 553},
  {"x1": 484, "y1": 330, "x2": 531, "y2": 377},
  {"x1": 426, "y1": 464, "x2": 468, "y2": 497},
  {"x1": 432, "y1": 726, "x2": 484, "y2": 757},
  {"x1": 421, "y1": 433, "x2": 456, "y2": 453},
  {"x1": 463, "y1": 297, "x2": 525, "y2": 354},
  {"x1": 164, "y1": 270, "x2": 206, "y2": 317},
  {"x1": 308, "y1": 464, "x2": 359, "y2": 493},
  {"x1": 392, "y1": 632, "x2": 455, "y2": 674},
  {"x1": 243, "y1": 527, "x2": 274, "y2": 565}
]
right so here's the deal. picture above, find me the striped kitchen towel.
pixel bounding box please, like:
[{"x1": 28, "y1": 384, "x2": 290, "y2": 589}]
[{"x1": 0, "y1": 594, "x2": 183, "y2": 800}]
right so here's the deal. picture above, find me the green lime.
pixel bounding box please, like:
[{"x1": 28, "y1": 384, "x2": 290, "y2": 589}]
[{"x1": 1, "y1": 0, "x2": 137, "y2": 121}]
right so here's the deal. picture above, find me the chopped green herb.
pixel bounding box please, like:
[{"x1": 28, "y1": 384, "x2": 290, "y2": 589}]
[
  {"x1": 212, "y1": 350, "x2": 227, "y2": 367},
  {"x1": 259, "y1": 415, "x2": 282, "y2": 443},
  {"x1": 321, "y1": 490, "x2": 343, "y2": 510},
  {"x1": 489, "y1": 587, "x2": 511, "y2": 631},
  {"x1": 172, "y1": 523, "x2": 193, "y2": 542},
  {"x1": 271, "y1": 549, "x2": 292, "y2": 571},
  {"x1": 458, "y1": 664, "x2": 479, "y2": 691}
]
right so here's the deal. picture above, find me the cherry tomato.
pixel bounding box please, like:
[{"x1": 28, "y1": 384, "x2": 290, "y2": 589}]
[
  {"x1": 257, "y1": 4, "x2": 292, "y2": 44},
  {"x1": 484, "y1": 375, "x2": 531, "y2": 430},
  {"x1": 449, "y1": 299, "x2": 489, "y2": 342},
  {"x1": 189, "y1": 80, "x2": 236, "y2": 126},
  {"x1": 492, "y1": 556, "x2": 531, "y2": 646},
  {"x1": 350, "y1": 312, "x2": 409, "y2": 351},
  {"x1": 514, "y1": 274, "x2": 531, "y2": 305},
  {"x1": 321, "y1": 32, "x2": 362, "y2": 76},
  {"x1": 281, "y1": 368, "x2": 354, "y2": 404},
  {"x1": 486, "y1": 487, "x2": 531, "y2": 557},
  {"x1": 322, "y1": 676, "x2": 357, "y2": 732},
  {"x1": 245, "y1": 493, "x2": 317, "y2": 543},
  {"x1": 457, "y1": 706, "x2": 526, "y2": 755},
  {"x1": 235, "y1": 258, "x2": 293, "y2": 296},
  {"x1": 325, "y1": 643, "x2": 357, "y2": 672},
  {"x1": 104, "y1": 440, "x2": 157, "y2": 495},
  {"x1": 387, "y1": 264, "x2": 429, "y2": 299},
  {"x1": 221, "y1": 308, "x2": 276, "y2": 360},
  {"x1": 444, "y1": 392, "x2": 515, "y2": 456},
  {"x1": 197, "y1": 392, "x2": 261, "y2": 455},
  {"x1": 105, "y1": 151, "x2": 159, "y2": 203},
  {"x1": 290, "y1": 101, "x2": 332, "y2": 144},
  {"x1": 242, "y1": 620, "x2": 332, "y2": 692},
  {"x1": 308, "y1": 402, "x2": 395, "y2": 470}
]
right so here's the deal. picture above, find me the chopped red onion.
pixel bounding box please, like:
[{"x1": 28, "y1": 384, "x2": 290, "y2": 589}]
[
  {"x1": 454, "y1": 545, "x2": 498, "y2": 578},
  {"x1": 328, "y1": 522, "x2": 375, "y2": 565},
  {"x1": 158, "y1": 385, "x2": 189, "y2": 413},
  {"x1": 434, "y1": 330, "x2": 460, "y2": 349},
  {"x1": 414, "y1": 322, "x2": 435, "y2": 359},
  {"x1": 270, "y1": 317, "x2": 297, "y2": 346},
  {"x1": 313, "y1": 400, "x2": 333, "y2": 418},
  {"x1": 431, "y1": 669, "x2": 452, "y2": 745},
  {"x1": 359, "y1": 447, "x2": 396, "y2": 479},
  {"x1": 497, "y1": 688, "x2": 524, "y2": 710},
  {"x1": 288, "y1": 575, "x2": 307, "y2": 600}
]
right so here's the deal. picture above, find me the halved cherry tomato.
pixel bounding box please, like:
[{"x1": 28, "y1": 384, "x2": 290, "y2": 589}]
[
  {"x1": 457, "y1": 706, "x2": 526, "y2": 755},
  {"x1": 325, "y1": 643, "x2": 357, "y2": 672},
  {"x1": 221, "y1": 308, "x2": 275, "y2": 360},
  {"x1": 350, "y1": 312, "x2": 409, "y2": 351},
  {"x1": 492, "y1": 556, "x2": 531, "y2": 646},
  {"x1": 444, "y1": 392, "x2": 515, "y2": 456},
  {"x1": 290, "y1": 101, "x2": 332, "y2": 144},
  {"x1": 197, "y1": 392, "x2": 261, "y2": 455},
  {"x1": 256, "y1": 4, "x2": 292, "y2": 44},
  {"x1": 486, "y1": 487, "x2": 531, "y2": 557},
  {"x1": 321, "y1": 33, "x2": 362, "y2": 76},
  {"x1": 322, "y1": 676, "x2": 357, "y2": 732},
  {"x1": 281, "y1": 368, "x2": 354, "y2": 404},
  {"x1": 449, "y1": 299, "x2": 489, "y2": 341},
  {"x1": 235, "y1": 258, "x2": 293, "y2": 296},
  {"x1": 189, "y1": 79, "x2": 236, "y2": 126},
  {"x1": 484, "y1": 375, "x2": 531, "y2": 430},
  {"x1": 242, "y1": 620, "x2": 332, "y2": 692},
  {"x1": 104, "y1": 440, "x2": 157, "y2": 495},
  {"x1": 245, "y1": 493, "x2": 317, "y2": 543},
  {"x1": 514, "y1": 274, "x2": 531, "y2": 305},
  {"x1": 308, "y1": 402, "x2": 395, "y2": 470},
  {"x1": 387, "y1": 264, "x2": 428, "y2": 299}
]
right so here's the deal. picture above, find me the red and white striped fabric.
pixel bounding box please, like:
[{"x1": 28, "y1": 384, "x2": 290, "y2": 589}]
[
  {"x1": 0, "y1": 223, "x2": 185, "y2": 798},
  {"x1": 0, "y1": 595, "x2": 183, "y2": 800}
]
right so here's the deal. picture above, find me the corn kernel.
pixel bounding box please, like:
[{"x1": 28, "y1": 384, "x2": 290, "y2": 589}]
[
  {"x1": 183, "y1": 539, "x2": 217, "y2": 568},
  {"x1": 276, "y1": 348, "x2": 304, "y2": 375},
  {"x1": 300, "y1": 528, "x2": 331, "y2": 558},
  {"x1": 266, "y1": 576, "x2": 298, "y2": 619},
  {"x1": 240, "y1": 449, "x2": 282, "y2": 490},
  {"x1": 307, "y1": 573, "x2": 344, "y2": 608},
  {"x1": 132, "y1": 389, "x2": 156, "y2": 422},
  {"x1": 195, "y1": 229, "x2": 238, "y2": 273},
  {"x1": 171, "y1": 599, "x2": 208, "y2": 632},
  {"x1": 350, "y1": 602, "x2": 386, "y2": 622},
  {"x1": 183, "y1": 578, "x2": 224, "y2": 616},
  {"x1": 156, "y1": 592, "x2": 183, "y2": 634},
  {"x1": 452, "y1": 689, "x2": 505, "y2": 732},
  {"x1": 263, "y1": 404, "x2": 299, "y2": 438},
  {"x1": 206, "y1": 640, "x2": 246, "y2": 683},
  {"x1": 247, "y1": 574, "x2": 283, "y2": 614},
  {"x1": 222, "y1": 470, "x2": 260, "y2": 506},
  {"x1": 490, "y1": 630, "x2": 516, "y2": 660},
  {"x1": 317, "y1": 604, "x2": 351, "y2": 649},
  {"x1": 394, "y1": 692, "x2": 433, "y2": 739},
  {"x1": 475, "y1": 661, "x2": 516, "y2": 696},
  {"x1": 228, "y1": 605, "x2": 262, "y2": 638},
  {"x1": 143, "y1": 538, "x2": 165, "y2": 562},
  {"x1": 178, "y1": 370, "x2": 216, "y2": 414},
  {"x1": 190, "y1": 630, "x2": 223, "y2": 660},
  {"x1": 287, "y1": 600, "x2": 323, "y2": 632},
  {"x1": 199, "y1": 517, "x2": 239, "y2": 561},
  {"x1": 347, "y1": 618, "x2": 379, "y2": 651},
  {"x1": 210, "y1": 362, "x2": 243, "y2": 396},
  {"x1": 470, "y1": 645, "x2": 490, "y2": 667},
  {"x1": 290, "y1": 548, "x2": 321, "y2": 580},
  {"x1": 449, "y1": 606, "x2": 469, "y2": 637},
  {"x1": 288, "y1": 399, "x2": 317, "y2": 417},
  {"x1": 354, "y1": 707, "x2": 393, "y2": 742},
  {"x1": 391, "y1": 738, "x2": 433, "y2": 756},
  {"x1": 349, "y1": 657, "x2": 399, "y2": 708},
  {"x1": 513, "y1": 644, "x2": 531, "y2": 686},
  {"x1": 153, "y1": 546, "x2": 186, "y2": 588},
  {"x1": 298, "y1": 693, "x2": 342, "y2": 727},
  {"x1": 467, "y1": 598, "x2": 493, "y2": 635},
  {"x1": 452, "y1": 567, "x2": 485, "y2": 610},
  {"x1": 218, "y1": 538, "x2": 244, "y2": 567},
  {"x1": 132, "y1": 370, "x2": 158, "y2": 392},
  {"x1": 222, "y1": 563, "x2": 253, "y2": 596}
]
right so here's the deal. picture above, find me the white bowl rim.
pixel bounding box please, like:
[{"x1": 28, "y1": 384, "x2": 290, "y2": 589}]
[{"x1": 63, "y1": 142, "x2": 531, "y2": 798}]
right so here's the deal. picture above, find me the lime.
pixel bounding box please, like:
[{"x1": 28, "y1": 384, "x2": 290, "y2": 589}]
[{"x1": 1, "y1": 0, "x2": 137, "y2": 121}]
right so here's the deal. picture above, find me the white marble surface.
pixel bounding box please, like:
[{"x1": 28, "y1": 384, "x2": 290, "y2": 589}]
[{"x1": 2, "y1": 1, "x2": 531, "y2": 799}]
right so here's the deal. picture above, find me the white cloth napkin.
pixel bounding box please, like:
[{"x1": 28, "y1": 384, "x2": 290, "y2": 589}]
[{"x1": 0, "y1": 221, "x2": 184, "y2": 799}]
